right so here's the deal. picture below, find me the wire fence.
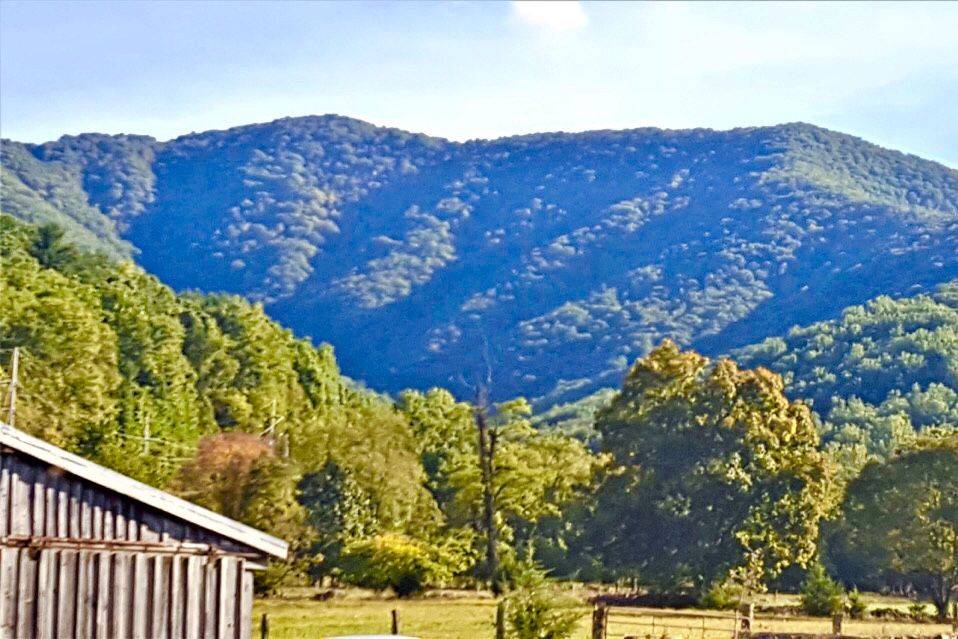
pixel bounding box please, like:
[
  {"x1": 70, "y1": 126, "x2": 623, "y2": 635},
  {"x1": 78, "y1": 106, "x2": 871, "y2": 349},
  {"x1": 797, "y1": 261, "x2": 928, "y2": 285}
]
[
  {"x1": 605, "y1": 608, "x2": 740, "y2": 639},
  {"x1": 598, "y1": 607, "x2": 958, "y2": 639}
]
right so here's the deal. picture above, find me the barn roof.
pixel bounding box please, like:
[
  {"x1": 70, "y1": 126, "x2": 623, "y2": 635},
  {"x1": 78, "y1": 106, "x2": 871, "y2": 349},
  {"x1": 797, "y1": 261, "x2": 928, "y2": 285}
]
[{"x1": 0, "y1": 421, "x2": 288, "y2": 559}]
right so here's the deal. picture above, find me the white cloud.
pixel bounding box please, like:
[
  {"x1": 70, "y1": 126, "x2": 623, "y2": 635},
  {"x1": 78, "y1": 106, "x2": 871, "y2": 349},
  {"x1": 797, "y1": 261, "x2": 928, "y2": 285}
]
[{"x1": 512, "y1": 1, "x2": 588, "y2": 32}]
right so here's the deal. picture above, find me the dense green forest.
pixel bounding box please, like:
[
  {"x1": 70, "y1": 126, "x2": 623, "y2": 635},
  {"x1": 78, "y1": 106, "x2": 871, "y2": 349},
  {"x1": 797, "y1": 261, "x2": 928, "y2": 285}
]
[
  {"x1": 3, "y1": 117, "x2": 956, "y2": 404},
  {"x1": 2, "y1": 214, "x2": 956, "y2": 615},
  {"x1": 0, "y1": 214, "x2": 600, "y2": 592}
]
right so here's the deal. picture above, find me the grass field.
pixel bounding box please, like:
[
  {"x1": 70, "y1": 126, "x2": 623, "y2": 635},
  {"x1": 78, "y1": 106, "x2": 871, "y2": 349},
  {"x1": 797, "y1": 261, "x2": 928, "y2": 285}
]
[
  {"x1": 254, "y1": 594, "x2": 956, "y2": 639},
  {"x1": 254, "y1": 597, "x2": 508, "y2": 638}
]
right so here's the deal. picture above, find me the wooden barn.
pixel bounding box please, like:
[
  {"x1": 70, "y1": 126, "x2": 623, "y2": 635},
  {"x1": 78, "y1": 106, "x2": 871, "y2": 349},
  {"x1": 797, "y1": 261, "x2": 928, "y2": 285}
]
[{"x1": 0, "y1": 421, "x2": 288, "y2": 639}]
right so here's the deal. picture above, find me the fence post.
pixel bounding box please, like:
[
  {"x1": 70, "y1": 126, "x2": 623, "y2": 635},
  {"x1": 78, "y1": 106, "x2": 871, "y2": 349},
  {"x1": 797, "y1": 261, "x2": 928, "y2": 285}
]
[
  {"x1": 391, "y1": 609, "x2": 400, "y2": 634},
  {"x1": 591, "y1": 603, "x2": 608, "y2": 639},
  {"x1": 496, "y1": 601, "x2": 506, "y2": 639},
  {"x1": 259, "y1": 613, "x2": 269, "y2": 639},
  {"x1": 739, "y1": 603, "x2": 753, "y2": 637},
  {"x1": 832, "y1": 613, "x2": 844, "y2": 636}
]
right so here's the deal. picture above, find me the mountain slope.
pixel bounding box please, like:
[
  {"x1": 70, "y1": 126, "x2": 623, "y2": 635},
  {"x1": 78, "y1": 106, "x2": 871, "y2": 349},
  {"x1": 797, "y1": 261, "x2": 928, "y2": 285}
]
[
  {"x1": 3, "y1": 117, "x2": 956, "y2": 402},
  {"x1": 537, "y1": 279, "x2": 958, "y2": 446}
]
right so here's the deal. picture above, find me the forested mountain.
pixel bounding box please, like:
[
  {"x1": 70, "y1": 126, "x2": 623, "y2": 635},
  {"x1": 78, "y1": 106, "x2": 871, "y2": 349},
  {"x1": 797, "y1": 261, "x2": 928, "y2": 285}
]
[
  {"x1": 736, "y1": 280, "x2": 958, "y2": 464},
  {"x1": 3, "y1": 116, "x2": 956, "y2": 403},
  {"x1": 542, "y1": 280, "x2": 958, "y2": 465}
]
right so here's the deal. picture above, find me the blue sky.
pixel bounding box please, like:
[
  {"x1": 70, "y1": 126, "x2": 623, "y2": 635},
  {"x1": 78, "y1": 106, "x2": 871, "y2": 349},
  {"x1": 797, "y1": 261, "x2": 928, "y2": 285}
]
[{"x1": 2, "y1": 1, "x2": 957, "y2": 167}]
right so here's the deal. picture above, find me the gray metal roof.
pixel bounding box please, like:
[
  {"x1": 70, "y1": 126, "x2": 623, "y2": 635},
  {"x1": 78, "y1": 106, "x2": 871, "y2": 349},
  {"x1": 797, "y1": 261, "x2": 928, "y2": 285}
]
[{"x1": 0, "y1": 421, "x2": 288, "y2": 559}]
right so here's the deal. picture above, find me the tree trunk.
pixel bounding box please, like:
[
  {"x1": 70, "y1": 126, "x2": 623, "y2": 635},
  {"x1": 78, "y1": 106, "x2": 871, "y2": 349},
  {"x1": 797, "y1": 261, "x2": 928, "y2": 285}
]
[
  {"x1": 930, "y1": 575, "x2": 954, "y2": 622},
  {"x1": 475, "y1": 386, "x2": 500, "y2": 593}
]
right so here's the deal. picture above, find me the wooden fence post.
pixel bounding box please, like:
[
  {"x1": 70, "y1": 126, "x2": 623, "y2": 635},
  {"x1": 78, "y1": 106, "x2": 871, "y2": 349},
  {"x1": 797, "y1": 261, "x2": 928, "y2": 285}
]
[
  {"x1": 496, "y1": 601, "x2": 506, "y2": 639},
  {"x1": 832, "y1": 613, "x2": 844, "y2": 636},
  {"x1": 591, "y1": 603, "x2": 608, "y2": 639},
  {"x1": 391, "y1": 608, "x2": 400, "y2": 634},
  {"x1": 739, "y1": 603, "x2": 753, "y2": 637},
  {"x1": 259, "y1": 613, "x2": 269, "y2": 639}
]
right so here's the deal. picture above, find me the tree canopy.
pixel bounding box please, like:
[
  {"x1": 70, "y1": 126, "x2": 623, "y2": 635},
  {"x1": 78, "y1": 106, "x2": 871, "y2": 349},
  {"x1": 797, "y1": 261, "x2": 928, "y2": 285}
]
[
  {"x1": 828, "y1": 432, "x2": 958, "y2": 619},
  {"x1": 588, "y1": 341, "x2": 832, "y2": 594}
]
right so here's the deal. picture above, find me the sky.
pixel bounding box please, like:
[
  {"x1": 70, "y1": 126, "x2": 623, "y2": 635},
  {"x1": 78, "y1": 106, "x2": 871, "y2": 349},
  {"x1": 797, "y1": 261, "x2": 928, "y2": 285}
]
[{"x1": 1, "y1": 1, "x2": 957, "y2": 167}]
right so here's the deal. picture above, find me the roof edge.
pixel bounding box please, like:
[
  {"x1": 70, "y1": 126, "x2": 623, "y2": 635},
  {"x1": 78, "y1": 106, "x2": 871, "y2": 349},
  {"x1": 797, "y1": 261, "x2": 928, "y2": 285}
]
[{"x1": 0, "y1": 422, "x2": 288, "y2": 560}]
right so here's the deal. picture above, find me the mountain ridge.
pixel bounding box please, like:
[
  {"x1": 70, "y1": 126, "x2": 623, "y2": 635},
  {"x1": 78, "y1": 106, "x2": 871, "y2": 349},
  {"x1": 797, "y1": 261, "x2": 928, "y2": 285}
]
[{"x1": 2, "y1": 116, "x2": 956, "y2": 403}]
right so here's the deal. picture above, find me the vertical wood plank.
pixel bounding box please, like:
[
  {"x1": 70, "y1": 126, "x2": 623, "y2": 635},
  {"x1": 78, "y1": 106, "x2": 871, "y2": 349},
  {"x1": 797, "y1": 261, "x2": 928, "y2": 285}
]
[
  {"x1": 184, "y1": 556, "x2": 204, "y2": 639},
  {"x1": 217, "y1": 558, "x2": 236, "y2": 639},
  {"x1": 102, "y1": 496, "x2": 116, "y2": 541},
  {"x1": 10, "y1": 460, "x2": 32, "y2": 536},
  {"x1": 0, "y1": 548, "x2": 18, "y2": 639},
  {"x1": 150, "y1": 555, "x2": 170, "y2": 639},
  {"x1": 55, "y1": 550, "x2": 77, "y2": 639},
  {"x1": 114, "y1": 498, "x2": 127, "y2": 541},
  {"x1": 0, "y1": 456, "x2": 10, "y2": 538},
  {"x1": 75, "y1": 550, "x2": 95, "y2": 639},
  {"x1": 238, "y1": 562, "x2": 252, "y2": 639},
  {"x1": 31, "y1": 464, "x2": 45, "y2": 536},
  {"x1": 111, "y1": 553, "x2": 131, "y2": 639},
  {"x1": 80, "y1": 487, "x2": 94, "y2": 539},
  {"x1": 43, "y1": 479, "x2": 56, "y2": 537},
  {"x1": 55, "y1": 476, "x2": 68, "y2": 538},
  {"x1": 15, "y1": 544, "x2": 37, "y2": 639},
  {"x1": 94, "y1": 552, "x2": 112, "y2": 639},
  {"x1": 203, "y1": 558, "x2": 218, "y2": 639},
  {"x1": 127, "y1": 502, "x2": 139, "y2": 541},
  {"x1": 169, "y1": 555, "x2": 184, "y2": 639},
  {"x1": 131, "y1": 553, "x2": 150, "y2": 639},
  {"x1": 36, "y1": 549, "x2": 56, "y2": 638},
  {"x1": 68, "y1": 480, "x2": 82, "y2": 538},
  {"x1": 91, "y1": 491, "x2": 104, "y2": 539}
]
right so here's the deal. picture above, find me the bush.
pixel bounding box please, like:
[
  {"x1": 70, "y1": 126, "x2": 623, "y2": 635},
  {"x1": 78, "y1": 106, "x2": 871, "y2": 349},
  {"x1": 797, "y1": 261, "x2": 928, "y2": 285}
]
[
  {"x1": 908, "y1": 602, "x2": 931, "y2": 621},
  {"x1": 699, "y1": 579, "x2": 748, "y2": 610},
  {"x1": 800, "y1": 563, "x2": 845, "y2": 617},
  {"x1": 846, "y1": 588, "x2": 867, "y2": 619},
  {"x1": 340, "y1": 533, "x2": 464, "y2": 597},
  {"x1": 503, "y1": 562, "x2": 584, "y2": 639}
]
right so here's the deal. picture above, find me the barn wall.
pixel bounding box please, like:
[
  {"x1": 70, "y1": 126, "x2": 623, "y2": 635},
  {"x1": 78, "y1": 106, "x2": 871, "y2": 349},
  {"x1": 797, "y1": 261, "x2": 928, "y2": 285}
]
[
  {"x1": 0, "y1": 451, "x2": 259, "y2": 639},
  {"x1": 0, "y1": 547, "x2": 251, "y2": 639}
]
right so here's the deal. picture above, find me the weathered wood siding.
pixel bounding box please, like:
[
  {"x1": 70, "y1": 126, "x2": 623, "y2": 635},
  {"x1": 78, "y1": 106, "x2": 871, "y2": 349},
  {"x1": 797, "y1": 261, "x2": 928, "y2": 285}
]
[
  {"x1": 0, "y1": 547, "x2": 251, "y2": 639},
  {"x1": 0, "y1": 450, "x2": 257, "y2": 639}
]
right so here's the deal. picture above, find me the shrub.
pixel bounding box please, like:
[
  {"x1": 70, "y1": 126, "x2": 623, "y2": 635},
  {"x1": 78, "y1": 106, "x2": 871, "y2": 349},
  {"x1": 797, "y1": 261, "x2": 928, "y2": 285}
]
[
  {"x1": 800, "y1": 563, "x2": 845, "y2": 617},
  {"x1": 340, "y1": 533, "x2": 463, "y2": 597},
  {"x1": 846, "y1": 588, "x2": 867, "y2": 619},
  {"x1": 503, "y1": 562, "x2": 584, "y2": 639},
  {"x1": 699, "y1": 579, "x2": 748, "y2": 610},
  {"x1": 908, "y1": 602, "x2": 931, "y2": 621}
]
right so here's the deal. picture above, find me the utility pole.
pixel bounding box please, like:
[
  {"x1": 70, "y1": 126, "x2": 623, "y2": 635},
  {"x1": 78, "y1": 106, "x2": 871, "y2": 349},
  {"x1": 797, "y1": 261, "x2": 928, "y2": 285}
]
[
  {"x1": 140, "y1": 393, "x2": 151, "y2": 455},
  {"x1": 7, "y1": 347, "x2": 20, "y2": 427}
]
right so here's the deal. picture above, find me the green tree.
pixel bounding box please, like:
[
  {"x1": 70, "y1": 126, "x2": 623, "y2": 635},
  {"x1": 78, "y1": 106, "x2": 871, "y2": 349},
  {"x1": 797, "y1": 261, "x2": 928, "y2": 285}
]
[
  {"x1": 799, "y1": 563, "x2": 845, "y2": 616},
  {"x1": 503, "y1": 561, "x2": 583, "y2": 639},
  {"x1": 829, "y1": 432, "x2": 958, "y2": 620},
  {"x1": 590, "y1": 340, "x2": 832, "y2": 594},
  {"x1": 28, "y1": 223, "x2": 79, "y2": 270},
  {"x1": 298, "y1": 461, "x2": 378, "y2": 576}
]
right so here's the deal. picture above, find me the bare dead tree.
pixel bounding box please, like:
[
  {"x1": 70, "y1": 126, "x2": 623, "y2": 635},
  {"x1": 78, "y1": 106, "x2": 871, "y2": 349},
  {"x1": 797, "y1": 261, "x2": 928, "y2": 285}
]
[{"x1": 458, "y1": 331, "x2": 502, "y2": 593}]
